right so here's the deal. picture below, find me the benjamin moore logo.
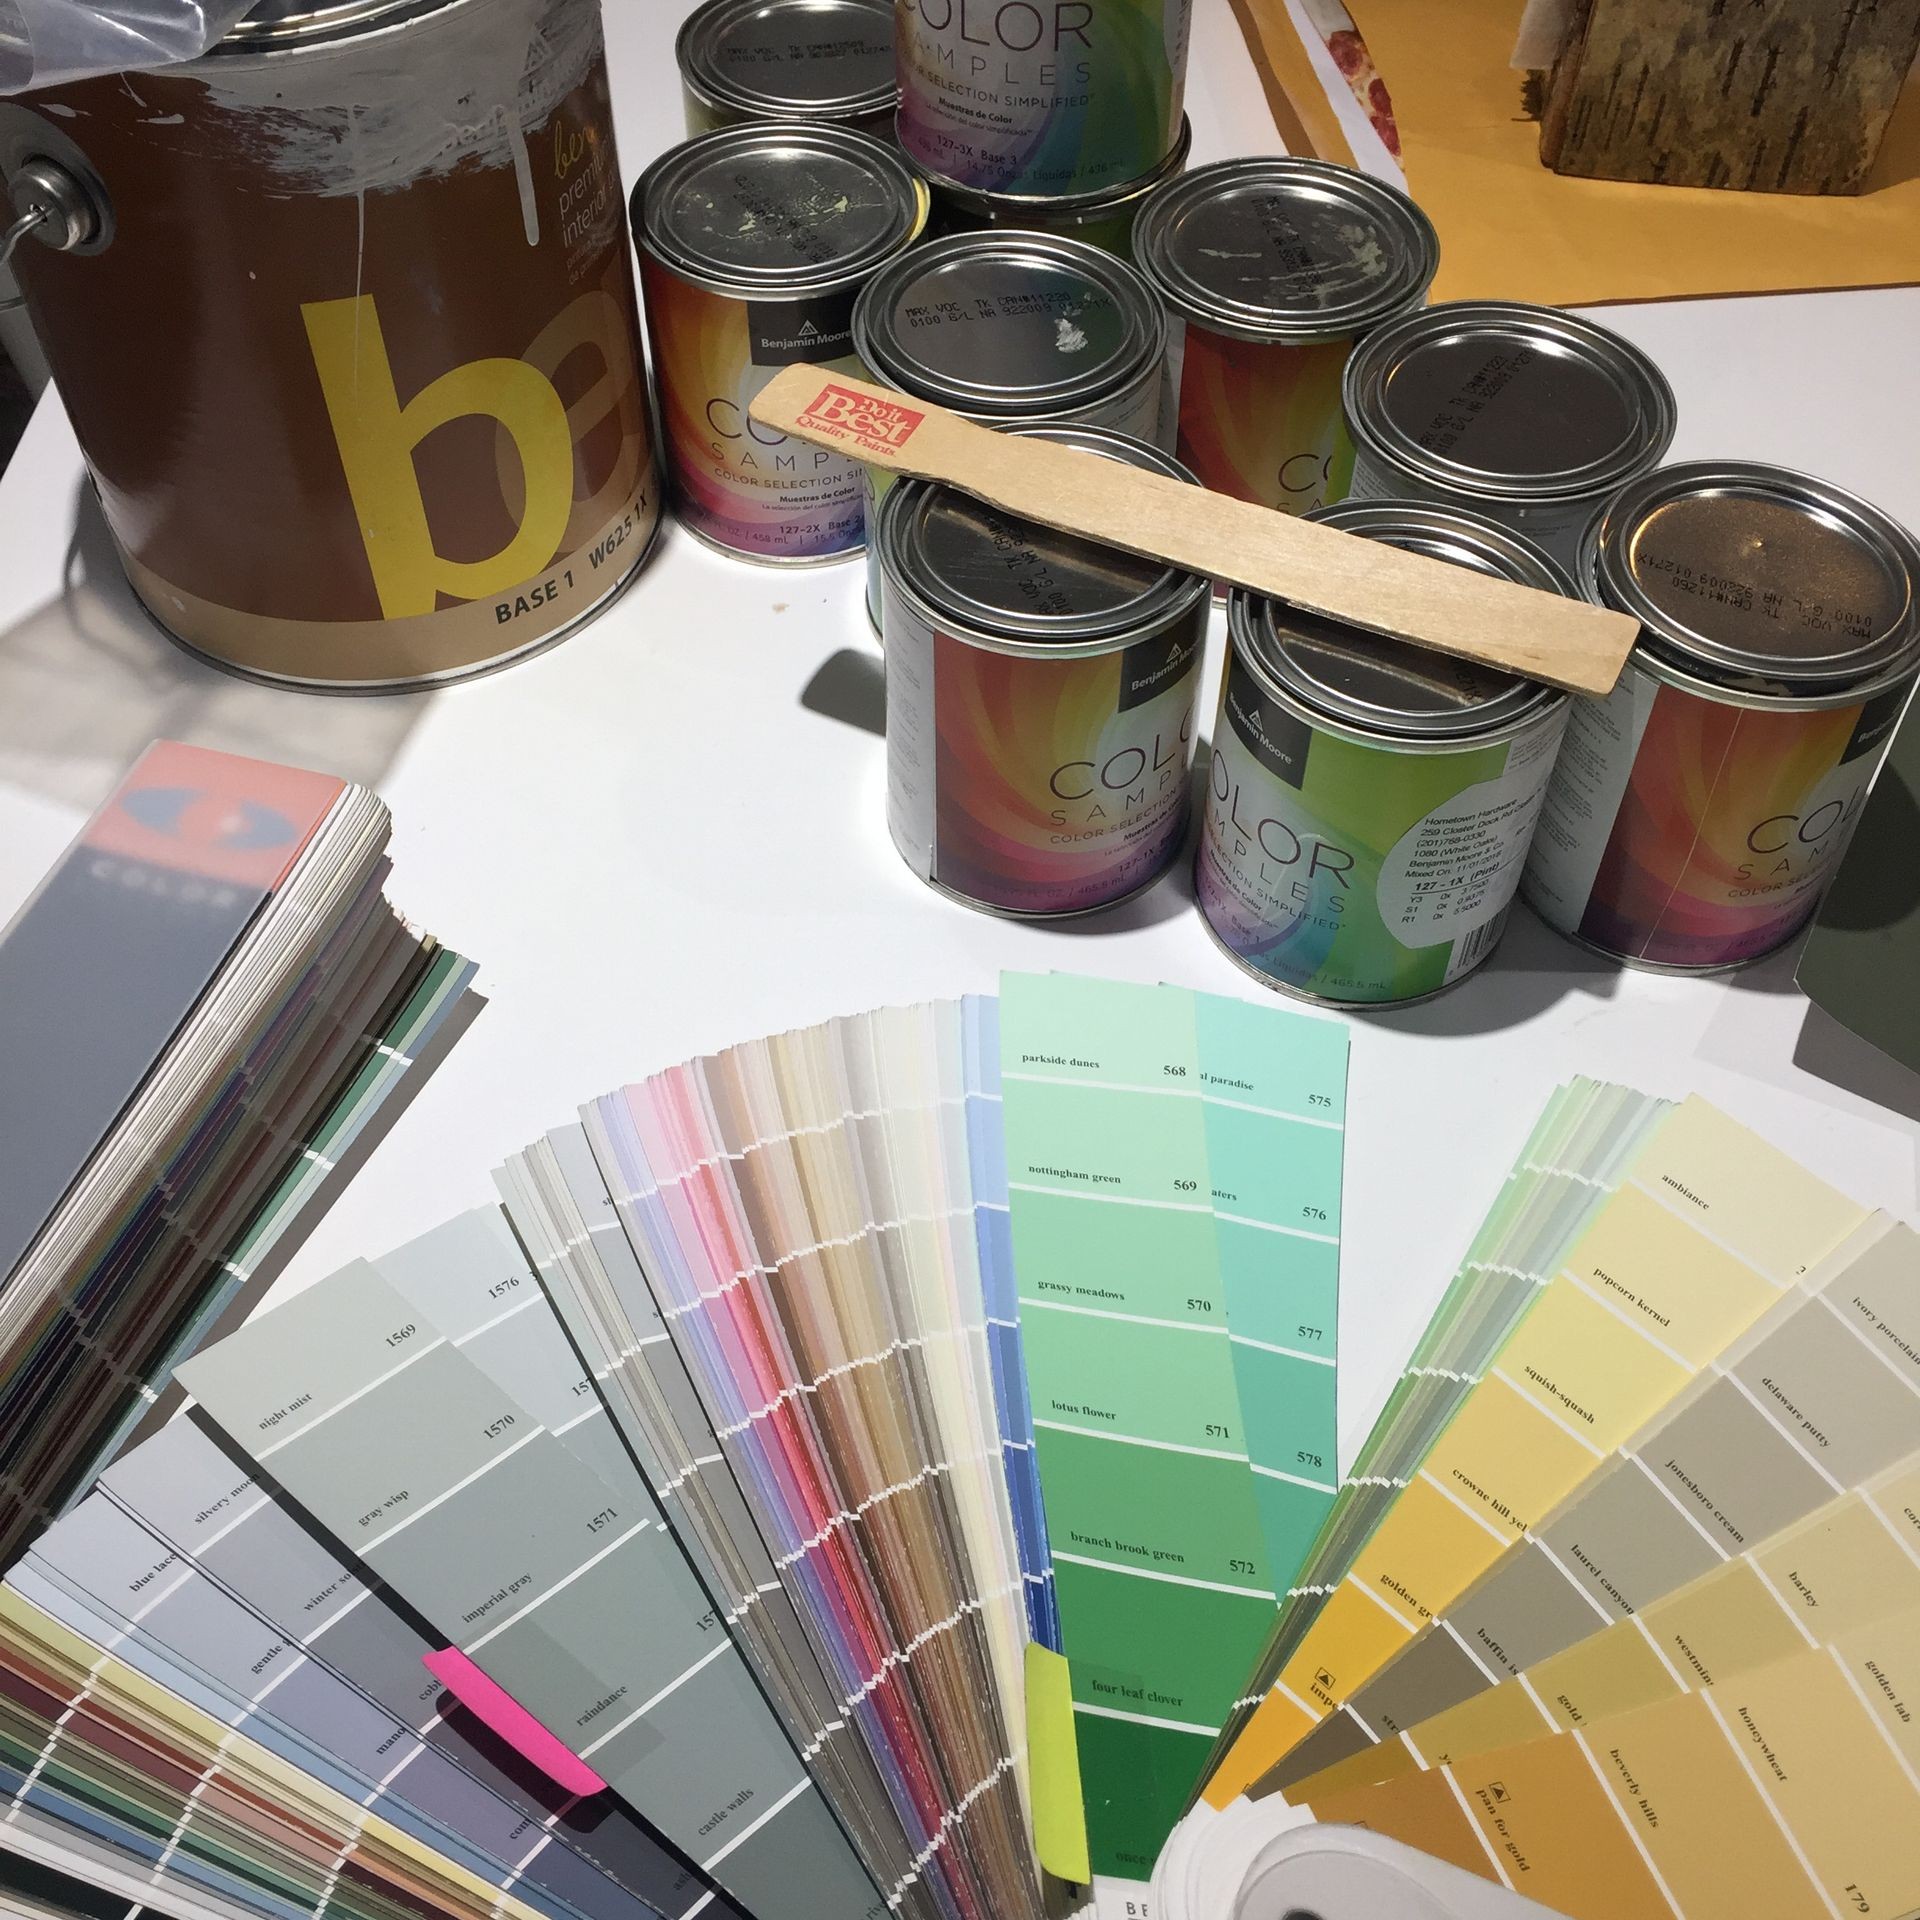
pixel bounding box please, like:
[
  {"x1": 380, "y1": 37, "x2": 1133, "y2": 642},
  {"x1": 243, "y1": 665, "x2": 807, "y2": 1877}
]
[
  {"x1": 798, "y1": 383, "x2": 926, "y2": 451},
  {"x1": 1488, "y1": 1781, "x2": 1511, "y2": 1805}
]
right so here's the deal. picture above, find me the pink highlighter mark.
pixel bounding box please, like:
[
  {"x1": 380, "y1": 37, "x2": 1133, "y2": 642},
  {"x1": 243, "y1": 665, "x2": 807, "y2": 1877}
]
[{"x1": 422, "y1": 1648, "x2": 608, "y2": 1796}]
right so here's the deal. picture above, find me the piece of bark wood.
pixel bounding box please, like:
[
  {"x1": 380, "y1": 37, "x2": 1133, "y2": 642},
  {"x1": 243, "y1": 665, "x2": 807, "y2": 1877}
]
[{"x1": 1537, "y1": 0, "x2": 1920, "y2": 195}]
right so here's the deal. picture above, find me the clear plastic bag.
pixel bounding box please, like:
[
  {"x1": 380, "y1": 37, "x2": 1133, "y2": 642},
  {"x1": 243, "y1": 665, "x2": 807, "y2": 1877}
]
[{"x1": 0, "y1": 0, "x2": 259, "y2": 93}]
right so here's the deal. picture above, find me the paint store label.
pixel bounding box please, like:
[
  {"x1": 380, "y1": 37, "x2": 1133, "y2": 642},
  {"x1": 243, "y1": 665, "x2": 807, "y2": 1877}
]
[
  {"x1": 1199, "y1": 650, "x2": 1566, "y2": 1002},
  {"x1": 1521, "y1": 673, "x2": 1907, "y2": 969},
  {"x1": 1378, "y1": 718, "x2": 1564, "y2": 981}
]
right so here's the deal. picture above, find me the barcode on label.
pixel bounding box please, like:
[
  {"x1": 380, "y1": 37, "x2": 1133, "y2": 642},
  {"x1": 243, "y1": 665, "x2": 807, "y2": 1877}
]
[{"x1": 1448, "y1": 906, "x2": 1509, "y2": 982}]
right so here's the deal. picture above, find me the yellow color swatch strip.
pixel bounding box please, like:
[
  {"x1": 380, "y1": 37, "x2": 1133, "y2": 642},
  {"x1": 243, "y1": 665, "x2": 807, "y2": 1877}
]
[
  {"x1": 1303, "y1": 1614, "x2": 1920, "y2": 1920},
  {"x1": 1207, "y1": 1099, "x2": 1866, "y2": 1805}
]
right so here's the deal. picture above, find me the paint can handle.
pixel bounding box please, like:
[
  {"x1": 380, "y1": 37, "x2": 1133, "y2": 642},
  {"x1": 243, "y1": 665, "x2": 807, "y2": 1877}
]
[{"x1": 0, "y1": 155, "x2": 107, "y2": 264}]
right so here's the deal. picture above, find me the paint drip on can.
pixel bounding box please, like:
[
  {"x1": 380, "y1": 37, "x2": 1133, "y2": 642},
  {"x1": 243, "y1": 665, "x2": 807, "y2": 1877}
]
[
  {"x1": 1197, "y1": 502, "x2": 1574, "y2": 1005},
  {"x1": 894, "y1": 0, "x2": 1192, "y2": 199},
  {"x1": 4, "y1": 0, "x2": 660, "y2": 689},
  {"x1": 1522, "y1": 462, "x2": 1920, "y2": 971}
]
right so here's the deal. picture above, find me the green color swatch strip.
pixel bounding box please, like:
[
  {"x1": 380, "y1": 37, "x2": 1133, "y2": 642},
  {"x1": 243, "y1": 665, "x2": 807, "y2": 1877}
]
[{"x1": 999, "y1": 973, "x2": 1347, "y2": 1879}]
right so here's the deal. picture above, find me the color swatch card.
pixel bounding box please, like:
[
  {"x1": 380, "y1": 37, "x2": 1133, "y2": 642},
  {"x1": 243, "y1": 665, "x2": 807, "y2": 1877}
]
[
  {"x1": 98, "y1": 1388, "x2": 729, "y2": 1920},
  {"x1": 998, "y1": 973, "x2": 1348, "y2": 1879},
  {"x1": 1281, "y1": 1213, "x2": 1920, "y2": 1795},
  {"x1": 1225, "y1": 1079, "x2": 1669, "y2": 1731},
  {"x1": 0, "y1": 740, "x2": 475, "y2": 1562},
  {"x1": 1314, "y1": 1443, "x2": 1920, "y2": 1789},
  {"x1": 8, "y1": 1492, "x2": 688, "y2": 1920},
  {"x1": 1298, "y1": 1610, "x2": 1920, "y2": 1920},
  {"x1": 585, "y1": 1002, "x2": 1037, "y2": 1920},
  {"x1": 1205, "y1": 1096, "x2": 1870, "y2": 1805},
  {"x1": 0, "y1": 1577, "x2": 552, "y2": 1920},
  {"x1": 175, "y1": 1261, "x2": 885, "y2": 1920}
]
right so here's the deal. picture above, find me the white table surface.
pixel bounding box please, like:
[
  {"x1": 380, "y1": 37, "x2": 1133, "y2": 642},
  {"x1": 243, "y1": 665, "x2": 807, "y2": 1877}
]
[{"x1": 0, "y1": 5, "x2": 1915, "y2": 1914}]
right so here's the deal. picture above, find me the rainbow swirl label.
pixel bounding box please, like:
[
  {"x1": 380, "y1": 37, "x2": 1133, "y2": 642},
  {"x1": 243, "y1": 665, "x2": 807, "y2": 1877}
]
[
  {"x1": 895, "y1": 0, "x2": 1190, "y2": 196},
  {"x1": 1173, "y1": 324, "x2": 1357, "y2": 517},
  {"x1": 887, "y1": 609, "x2": 1202, "y2": 915},
  {"x1": 1522, "y1": 666, "x2": 1911, "y2": 969},
  {"x1": 1198, "y1": 645, "x2": 1566, "y2": 1003},
  {"x1": 640, "y1": 261, "x2": 869, "y2": 561}
]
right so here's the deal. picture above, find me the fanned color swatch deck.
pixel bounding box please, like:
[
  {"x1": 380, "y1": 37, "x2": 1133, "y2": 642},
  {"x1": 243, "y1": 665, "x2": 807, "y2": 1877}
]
[{"x1": 5, "y1": 974, "x2": 1918, "y2": 1920}]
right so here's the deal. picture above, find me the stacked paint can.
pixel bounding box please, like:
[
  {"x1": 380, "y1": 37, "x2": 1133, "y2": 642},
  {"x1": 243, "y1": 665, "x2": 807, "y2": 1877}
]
[
  {"x1": 920, "y1": 118, "x2": 1191, "y2": 260},
  {"x1": 850, "y1": 229, "x2": 1173, "y2": 626},
  {"x1": 4, "y1": 0, "x2": 660, "y2": 689},
  {"x1": 675, "y1": 0, "x2": 898, "y2": 139},
  {"x1": 633, "y1": 124, "x2": 927, "y2": 562},
  {"x1": 1134, "y1": 158, "x2": 1440, "y2": 518},
  {"x1": 1522, "y1": 462, "x2": 1920, "y2": 972},
  {"x1": 1341, "y1": 301, "x2": 1676, "y2": 573},
  {"x1": 1197, "y1": 502, "x2": 1575, "y2": 1004},
  {"x1": 894, "y1": 0, "x2": 1195, "y2": 257},
  {"x1": 876, "y1": 425, "x2": 1209, "y2": 917}
]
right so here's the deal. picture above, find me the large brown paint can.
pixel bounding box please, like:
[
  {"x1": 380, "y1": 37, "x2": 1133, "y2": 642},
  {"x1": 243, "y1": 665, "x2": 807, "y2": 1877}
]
[{"x1": 6, "y1": 0, "x2": 659, "y2": 689}]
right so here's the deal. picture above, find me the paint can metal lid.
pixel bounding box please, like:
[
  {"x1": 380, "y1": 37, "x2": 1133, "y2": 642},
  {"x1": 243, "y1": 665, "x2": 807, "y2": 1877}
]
[
  {"x1": 1343, "y1": 300, "x2": 1676, "y2": 504},
  {"x1": 914, "y1": 116, "x2": 1193, "y2": 221},
  {"x1": 213, "y1": 0, "x2": 457, "y2": 48},
  {"x1": 636, "y1": 124, "x2": 925, "y2": 300},
  {"x1": 1233, "y1": 501, "x2": 1570, "y2": 740},
  {"x1": 852, "y1": 231, "x2": 1166, "y2": 418},
  {"x1": 877, "y1": 426, "x2": 1209, "y2": 651},
  {"x1": 1131, "y1": 157, "x2": 1438, "y2": 345},
  {"x1": 1589, "y1": 461, "x2": 1920, "y2": 689},
  {"x1": 676, "y1": 0, "x2": 896, "y2": 125}
]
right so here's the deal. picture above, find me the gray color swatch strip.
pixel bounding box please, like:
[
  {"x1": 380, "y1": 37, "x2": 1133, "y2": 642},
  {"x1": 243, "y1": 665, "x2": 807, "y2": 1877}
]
[{"x1": 176, "y1": 1261, "x2": 887, "y2": 1920}]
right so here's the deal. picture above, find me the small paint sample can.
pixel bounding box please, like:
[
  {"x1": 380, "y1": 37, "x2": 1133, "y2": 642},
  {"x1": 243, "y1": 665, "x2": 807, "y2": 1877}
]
[
  {"x1": 677, "y1": 0, "x2": 898, "y2": 140},
  {"x1": 851, "y1": 229, "x2": 1172, "y2": 627},
  {"x1": 7, "y1": 0, "x2": 660, "y2": 690},
  {"x1": 878, "y1": 425, "x2": 1210, "y2": 917},
  {"x1": 1198, "y1": 502, "x2": 1574, "y2": 1005},
  {"x1": 634, "y1": 125, "x2": 926, "y2": 563},
  {"x1": 1342, "y1": 301, "x2": 1676, "y2": 575},
  {"x1": 1134, "y1": 158, "x2": 1439, "y2": 518},
  {"x1": 895, "y1": 0, "x2": 1191, "y2": 199},
  {"x1": 1522, "y1": 462, "x2": 1920, "y2": 972},
  {"x1": 918, "y1": 115, "x2": 1192, "y2": 261}
]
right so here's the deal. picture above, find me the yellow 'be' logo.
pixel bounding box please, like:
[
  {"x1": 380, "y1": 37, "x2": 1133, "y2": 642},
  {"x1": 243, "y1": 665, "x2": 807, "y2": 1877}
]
[{"x1": 302, "y1": 289, "x2": 640, "y2": 619}]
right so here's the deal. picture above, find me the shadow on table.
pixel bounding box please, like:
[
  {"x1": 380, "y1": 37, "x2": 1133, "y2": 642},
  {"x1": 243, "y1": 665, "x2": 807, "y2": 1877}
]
[
  {"x1": 0, "y1": 479, "x2": 424, "y2": 816},
  {"x1": 1793, "y1": 1003, "x2": 1920, "y2": 1127},
  {"x1": 802, "y1": 646, "x2": 886, "y2": 736}
]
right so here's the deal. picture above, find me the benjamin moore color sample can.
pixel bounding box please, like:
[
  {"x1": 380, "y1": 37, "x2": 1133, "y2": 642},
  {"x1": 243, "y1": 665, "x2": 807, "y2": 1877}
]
[
  {"x1": 1522, "y1": 463, "x2": 1920, "y2": 972},
  {"x1": 895, "y1": 0, "x2": 1192, "y2": 199},
  {"x1": 1134, "y1": 158, "x2": 1438, "y2": 518},
  {"x1": 634, "y1": 124, "x2": 925, "y2": 563},
  {"x1": 920, "y1": 115, "x2": 1191, "y2": 259},
  {"x1": 851, "y1": 229, "x2": 1171, "y2": 625},
  {"x1": 1343, "y1": 301, "x2": 1676, "y2": 573},
  {"x1": 1198, "y1": 502, "x2": 1573, "y2": 1005},
  {"x1": 6, "y1": 0, "x2": 659, "y2": 690},
  {"x1": 878, "y1": 426, "x2": 1209, "y2": 917},
  {"x1": 676, "y1": 0, "x2": 897, "y2": 139}
]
